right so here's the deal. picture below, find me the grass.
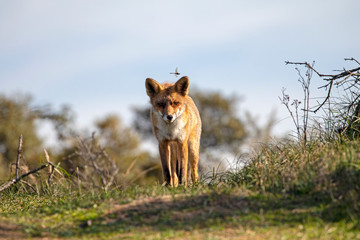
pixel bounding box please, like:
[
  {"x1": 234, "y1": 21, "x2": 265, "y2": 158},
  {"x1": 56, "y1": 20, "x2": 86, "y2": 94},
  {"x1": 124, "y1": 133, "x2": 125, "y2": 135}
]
[{"x1": 1, "y1": 139, "x2": 360, "y2": 239}]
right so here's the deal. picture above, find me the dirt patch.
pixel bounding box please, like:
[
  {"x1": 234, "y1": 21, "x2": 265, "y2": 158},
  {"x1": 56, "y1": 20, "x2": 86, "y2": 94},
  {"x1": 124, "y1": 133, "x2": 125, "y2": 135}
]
[
  {"x1": 98, "y1": 192, "x2": 250, "y2": 231},
  {"x1": 107, "y1": 195, "x2": 175, "y2": 214},
  {"x1": 0, "y1": 222, "x2": 23, "y2": 239}
]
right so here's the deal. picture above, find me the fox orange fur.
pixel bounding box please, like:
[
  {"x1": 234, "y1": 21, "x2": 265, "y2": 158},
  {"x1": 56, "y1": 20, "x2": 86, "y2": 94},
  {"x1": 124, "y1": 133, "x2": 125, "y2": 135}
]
[{"x1": 145, "y1": 76, "x2": 201, "y2": 187}]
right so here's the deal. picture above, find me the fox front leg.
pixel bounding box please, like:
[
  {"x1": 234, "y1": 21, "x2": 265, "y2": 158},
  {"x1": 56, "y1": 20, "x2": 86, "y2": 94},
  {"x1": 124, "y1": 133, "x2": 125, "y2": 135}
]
[
  {"x1": 170, "y1": 144, "x2": 178, "y2": 187},
  {"x1": 158, "y1": 141, "x2": 171, "y2": 186},
  {"x1": 177, "y1": 141, "x2": 188, "y2": 187}
]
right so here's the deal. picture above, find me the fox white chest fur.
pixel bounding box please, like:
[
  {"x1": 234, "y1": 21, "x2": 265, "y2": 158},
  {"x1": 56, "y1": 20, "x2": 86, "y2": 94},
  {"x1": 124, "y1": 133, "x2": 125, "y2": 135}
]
[{"x1": 151, "y1": 107, "x2": 187, "y2": 142}]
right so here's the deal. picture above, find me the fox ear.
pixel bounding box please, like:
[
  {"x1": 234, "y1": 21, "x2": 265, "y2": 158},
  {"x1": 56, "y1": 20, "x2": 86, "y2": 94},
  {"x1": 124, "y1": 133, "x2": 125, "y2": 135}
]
[
  {"x1": 174, "y1": 76, "x2": 189, "y2": 96},
  {"x1": 145, "y1": 78, "x2": 161, "y2": 97}
]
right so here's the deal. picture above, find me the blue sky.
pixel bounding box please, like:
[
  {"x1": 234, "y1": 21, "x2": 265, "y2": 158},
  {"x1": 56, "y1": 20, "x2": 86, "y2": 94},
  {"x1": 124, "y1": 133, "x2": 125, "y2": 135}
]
[{"x1": 1, "y1": 0, "x2": 360, "y2": 139}]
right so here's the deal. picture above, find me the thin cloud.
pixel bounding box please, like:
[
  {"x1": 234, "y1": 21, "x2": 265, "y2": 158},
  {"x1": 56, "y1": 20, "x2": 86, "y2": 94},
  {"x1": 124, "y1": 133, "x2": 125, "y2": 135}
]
[{"x1": 0, "y1": 0, "x2": 359, "y2": 134}]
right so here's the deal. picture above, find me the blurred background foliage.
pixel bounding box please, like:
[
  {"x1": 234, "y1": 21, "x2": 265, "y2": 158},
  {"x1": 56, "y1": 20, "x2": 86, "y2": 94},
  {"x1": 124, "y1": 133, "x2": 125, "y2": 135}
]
[
  {"x1": 0, "y1": 94, "x2": 42, "y2": 177},
  {"x1": 0, "y1": 89, "x2": 273, "y2": 187},
  {"x1": 0, "y1": 94, "x2": 74, "y2": 177},
  {"x1": 133, "y1": 89, "x2": 247, "y2": 152}
]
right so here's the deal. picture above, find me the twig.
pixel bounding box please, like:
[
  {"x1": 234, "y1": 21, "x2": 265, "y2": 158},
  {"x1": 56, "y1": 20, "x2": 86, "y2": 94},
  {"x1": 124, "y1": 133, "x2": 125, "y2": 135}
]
[
  {"x1": 15, "y1": 135, "x2": 23, "y2": 179},
  {"x1": 104, "y1": 168, "x2": 119, "y2": 191},
  {"x1": 285, "y1": 60, "x2": 360, "y2": 113},
  {"x1": 285, "y1": 61, "x2": 360, "y2": 81},
  {"x1": 315, "y1": 78, "x2": 334, "y2": 113},
  {"x1": 20, "y1": 180, "x2": 37, "y2": 192},
  {"x1": 285, "y1": 61, "x2": 333, "y2": 78},
  {"x1": 76, "y1": 167, "x2": 81, "y2": 192},
  {"x1": 279, "y1": 88, "x2": 301, "y2": 140},
  {"x1": 71, "y1": 135, "x2": 120, "y2": 191},
  {"x1": 125, "y1": 159, "x2": 137, "y2": 175},
  {"x1": 345, "y1": 57, "x2": 360, "y2": 66},
  {"x1": 102, "y1": 151, "x2": 119, "y2": 191},
  {"x1": 0, "y1": 162, "x2": 54, "y2": 192},
  {"x1": 44, "y1": 149, "x2": 55, "y2": 186}
]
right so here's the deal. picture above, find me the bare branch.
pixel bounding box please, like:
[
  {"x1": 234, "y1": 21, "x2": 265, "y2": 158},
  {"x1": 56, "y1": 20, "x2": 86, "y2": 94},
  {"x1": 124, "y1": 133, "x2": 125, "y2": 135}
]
[
  {"x1": 345, "y1": 57, "x2": 360, "y2": 66},
  {"x1": 20, "y1": 180, "x2": 37, "y2": 192},
  {"x1": 0, "y1": 162, "x2": 54, "y2": 192},
  {"x1": 286, "y1": 58, "x2": 360, "y2": 139},
  {"x1": 279, "y1": 88, "x2": 301, "y2": 140},
  {"x1": 67, "y1": 135, "x2": 120, "y2": 191},
  {"x1": 286, "y1": 60, "x2": 360, "y2": 114},
  {"x1": 286, "y1": 60, "x2": 360, "y2": 81},
  {"x1": 285, "y1": 61, "x2": 334, "y2": 78},
  {"x1": 44, "y1": 149, "x2": 55, "y2": 186},
  {"x1": 314, "y1": 78, "x2": 334, "y2": 113},
  {"x1": 15, "y1": 135, "x2": 23, "y2": 179}
]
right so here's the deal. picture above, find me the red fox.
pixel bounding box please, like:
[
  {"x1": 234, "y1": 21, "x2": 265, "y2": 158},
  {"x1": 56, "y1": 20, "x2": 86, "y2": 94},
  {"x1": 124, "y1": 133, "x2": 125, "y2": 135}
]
[{"x1": 145, "y1": 76, "x2": 201, "y2": 187}]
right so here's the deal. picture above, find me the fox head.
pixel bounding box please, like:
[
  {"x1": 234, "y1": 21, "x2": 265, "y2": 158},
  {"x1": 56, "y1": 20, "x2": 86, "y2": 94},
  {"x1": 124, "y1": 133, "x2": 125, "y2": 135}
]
[{"x1": 145, "y1": 76, "x2": 189, "y2": 123}]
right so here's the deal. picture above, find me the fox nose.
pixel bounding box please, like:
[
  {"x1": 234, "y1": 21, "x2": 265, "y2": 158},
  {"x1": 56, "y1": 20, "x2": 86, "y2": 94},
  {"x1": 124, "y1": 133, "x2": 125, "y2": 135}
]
[{"x1": 166, "y1": 115, "x2": 173, "y2": 121}]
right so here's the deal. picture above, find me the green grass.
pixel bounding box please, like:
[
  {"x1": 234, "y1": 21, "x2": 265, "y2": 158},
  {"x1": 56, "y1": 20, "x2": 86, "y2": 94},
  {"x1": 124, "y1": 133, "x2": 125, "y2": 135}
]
[{"x1": 1, "y1": 140, "x2": 360, "y2": 239}]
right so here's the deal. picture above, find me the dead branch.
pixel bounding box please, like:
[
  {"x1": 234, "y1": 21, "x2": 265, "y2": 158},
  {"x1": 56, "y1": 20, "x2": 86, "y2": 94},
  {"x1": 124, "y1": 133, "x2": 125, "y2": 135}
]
[
  {"x1": 44, "y1": 149, "x2": 55, "y2": 186},
  {"x1": 66, "y1": 135, "x2": 120, "y2": 191},
  {"x1": 345, "y1": 57, "x2": 360, "y2": 66},
  {"x1": 279, "y1": 88, "x2": 301, "y2": 139},
  {"x1": 15, "y1": 135, "x2": 23, "y2": 179},
  {"x1": 285, "y1": 59, "x2": 360, "y2": 113},
  {"x1": 102, "y1": 150, "x2": 119, "y2": 190},
  {"x1": 0, "y1": 162, "x2": 54, "y2": 192},
  {"x1": 20, "y1": 180, "x2": 37, "y2": 193},
  {"x1": 285, "y1": 61, "x2": 334, "y2": 79},
  {"x1": 0, "y1": 136, "x2": 57, "y2": 193},
  {"x1": 285, "y1": 60, "x2": 360, "y2": 81}
]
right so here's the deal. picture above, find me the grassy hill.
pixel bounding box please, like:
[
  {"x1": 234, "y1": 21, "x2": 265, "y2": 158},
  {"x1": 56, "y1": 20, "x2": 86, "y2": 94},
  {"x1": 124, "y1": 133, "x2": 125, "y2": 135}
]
[{"x1": 0, "y1": 139, "x2": 359, "y2": 239}]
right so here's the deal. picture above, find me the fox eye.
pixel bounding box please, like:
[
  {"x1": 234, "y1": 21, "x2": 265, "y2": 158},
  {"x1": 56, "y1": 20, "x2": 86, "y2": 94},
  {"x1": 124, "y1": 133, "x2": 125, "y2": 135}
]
[{"x1": 173, "y1": 101, "x2": 179, "y2": 106}]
